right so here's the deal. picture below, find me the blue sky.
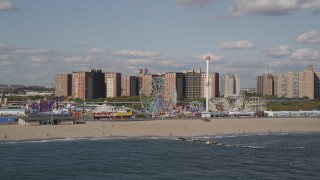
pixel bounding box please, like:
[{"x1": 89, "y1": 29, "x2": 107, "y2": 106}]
[{"x1": 0, "y1": 0, "x2": 320, "y2": 88}]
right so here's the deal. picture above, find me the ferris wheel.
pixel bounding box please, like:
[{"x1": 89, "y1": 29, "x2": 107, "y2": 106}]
[{"x1": 140, "y1": 77, "x2": 177, "y2": 116}]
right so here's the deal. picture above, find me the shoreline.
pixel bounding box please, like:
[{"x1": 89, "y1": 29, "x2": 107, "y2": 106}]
[
  {"x1": 1, "y1": 117, "x2": 320, "y2": 142},
  {"x1": 3, "y1": 131, "x2": 320, "y2": 144}
]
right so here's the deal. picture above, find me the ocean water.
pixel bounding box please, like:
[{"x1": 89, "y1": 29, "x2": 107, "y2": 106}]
[{"x1": 1, "y1": 133, "x2": 320, "y2": 180}]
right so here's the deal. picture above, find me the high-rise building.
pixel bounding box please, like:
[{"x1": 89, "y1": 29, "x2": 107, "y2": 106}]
[
  {"x1": 277, "y1": 65, "x2": 316, "y2": 100},
  {"x1": 91, "y1": 69, "x2": 105, "y2": 99},
  {"x1": 299, "y1": 65, "x2": 314, "y2": 99},
  {"x1": 183, "y1": 69, "x2": 202, "y2": 99},
  {"x1": 140, "y1": 74, "x2": 158, "y2": 96},
  {"x1": 315, "y1": 72, "x2": 320, "y2": 100},
  {"x1": 122, "y1": 76, "x2": 138, "y2": 96},
  {"x1": 257, "y1": 76, "x2": 263, "y2": 95},
  {"x1": 273, "y1": 75, "x2": 278, "y2": 97},
  {"x1": 55, "y1": 74, "x2": 72, "y2": 97},
  {"x1": 137, "y1": 68, "x2": 149, "y2": 93},
  {"x1": 72, "y1": 71, "x2": 93, "y2": 100},
  {"x1": 105, "y1": 72, "x2": 121, "y2": 97},
  {"x1": 71, "y1": 70, "x2": 106, "y2": 100},
  {"x1": 221, "y1": 73, "x2": 240, "y2": 97},
  {"x1": 257, "y1": 73, "x2": 273, "y2": 96},
  {"x1": 201, "y1": 72, "x2": 219, "y2": 99},
  {"x1": 164, "y1": 72, "x2": 185, "y2": 99},
  {"x1": 287, "y1": 72, "x2": 300, "y2": 98},
  {"x1": 277, "y1": 73, "x2": 288, "y2": 98}
]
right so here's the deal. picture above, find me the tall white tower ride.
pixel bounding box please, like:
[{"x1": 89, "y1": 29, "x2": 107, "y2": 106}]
[{"x1": 201, "y1": 55, "x2": 211, "y2": 119}]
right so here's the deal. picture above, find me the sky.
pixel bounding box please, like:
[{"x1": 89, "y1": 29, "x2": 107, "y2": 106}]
[{"x1": 0, "y1": 0, "x2": 320, "y2": 88}]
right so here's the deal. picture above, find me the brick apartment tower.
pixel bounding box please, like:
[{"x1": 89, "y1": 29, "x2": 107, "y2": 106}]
[
  {"x1": 105, "y1": 72, "x2": 121, "y2": 97},
  {"x1": 299, "y1": 65, "x2": 315, "y2": 99},
  {"x1": 140, "y1": 74, "x2": 158, "y2": 96},
  {"x1": 277, "y1": 65, "x2": 316, "y2": 100},
  {"x1": 72, "y1": 71, "x2": 93, "y2": 100},
  {"x1": 122, "y1": 76, "x2": 138, "y2": 96},
  {"x1": 257, "y1": 73, "x2": 273, "y2": 96},
  {"x1": 201, "y1": 72, "x2": 219, "y2": 99},
  {"x1": 183, "y1": 69, "x2": 202, "y2": 99},
  {"x1": 71, "y1": 70, "x2": 106, "y2": 100},
  {"x1": 164, "y1": 72, "x2": 185, "y2": 99},
  {"x1": 55, "y1": 74, "x2": 72, "y2": 97}
]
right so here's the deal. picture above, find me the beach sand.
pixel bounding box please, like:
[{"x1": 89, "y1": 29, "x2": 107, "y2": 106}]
[{"x1": 1, "y1": 118, "x2": 320, "y2": 141}]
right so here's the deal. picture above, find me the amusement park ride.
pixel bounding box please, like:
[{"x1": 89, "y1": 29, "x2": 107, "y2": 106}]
[
  {"x1": 139, "y1": 77, "x2": 177, "y2": 117},
  {"x1": 137, "y1": 56, "x2": 266, "y2": 118},
  {"x1": 201, "y1": 55, "x2": 212, "y2": 119}
]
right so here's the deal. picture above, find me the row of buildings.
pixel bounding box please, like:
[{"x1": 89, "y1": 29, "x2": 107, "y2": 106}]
[
  {"x1": 257, "y1": 65, "x2": 320, "y2": 100},
  {"x1": 55, "y1": 68, "x2": 240, "y2": 101}
]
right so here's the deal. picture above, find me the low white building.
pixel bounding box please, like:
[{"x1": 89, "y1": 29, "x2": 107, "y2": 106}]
[
  {"x1": 18, "y1": 115, "x2": 76, "y2": 126},
  {"x1": 264, "y1": 111, "x2": 320, "y2": 117}
]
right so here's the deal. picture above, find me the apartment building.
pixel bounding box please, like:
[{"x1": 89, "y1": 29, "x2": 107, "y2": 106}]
[
  {"x1": 122, "y1": 76, "x2": 138, "y2": 96},
  {"x1": 183, "y1": 69, "x2": 202, "y2": 99},
  {"x1": 257, "y1": 73, "x2": 274, "y2": 96},
  {"x1": 105, "y1": 72, "x2": 121, "y2": 98},
  {"x1": 55, "y1": 74, "x2": 72, "y2": 97},
  {"x1": 315, "y1": 72, "x2": 320, "y2": 99},
  {"x1": 221, "y1": 73, "x2": 240, "y2": 97},
  {"x1": 201, "y1": 72, "x2": 219, "y2": 99},
  {"x1": 71, "y1": 71, "x2": 93, "y2": 100},
  {"x1": 164, "y1": 72, "x2": 185, "y2": 99},
  {"x1": 276, "y1": 65, "x2": 316, "y2": 100}
]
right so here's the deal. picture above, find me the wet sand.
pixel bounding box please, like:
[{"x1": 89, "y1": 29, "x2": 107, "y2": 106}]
[{"x1": 1, "y1": 118, "x2": 320, "y2": 141}]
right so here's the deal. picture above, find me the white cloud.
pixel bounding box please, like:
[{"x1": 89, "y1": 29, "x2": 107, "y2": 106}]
[
  {"x1": 263, "y1": 45, "x2": 292, "y2": 58},
  {"x1": 218, "y1": 40, "x2": 255, "y2": 49},
  {"x1": 63, "y1": 56, "x2": 83, "y2": 63},
  {"x1": 25, "y1": 71, "x2": 50, "y2": 80},
  {"x1": 0, "y1": 54, "x2": 10, "y2": 60},
  {"x1": 24, "y1": 69, "x2": 51, "y2": 81},
  {"x1": 31, "y1": 55, "x2": 47, "y2": 62},
  {"x1": 175, "y1": 0, "x2": 215, "y2": 8},
  {"x1": 25, "y1": 73, "x2": 40, "y2": 80},
  {"x1": 229, "y1": 0, "x2": 320, "y2": 16},
  {"x1": 0, "y1": 60, "x2": 10, "y2": 66},
  {"x1": 0, "y1": 0, "x2": 16, "y2": 11},
  {"x1": 31, "y1": 63, "x2": 41, "y2": 68},
  {"x1": 296, "y1": 30, "x2": 320, "y2": 43},
  {"x1": 126, "y1": 59, "x2": 153, "y2": 65},
  {"x1": 195, "y1": 52, "x2": 225, "y2": 62},
  {"x1": 0, "y1": 43, "x2": 8, "y2": 48},
  {"x1": 89, "y1": 48, "x2": 106, "y2": 54},
  {"x1": 13, "y1": 48, "x2": 50, "y2": 54},
  {"x1": 113, "y1": 50, "x2": 161, "y2": 58},
  {"x1": 0, "y1": 54, "x2": 11, "y2": 66},
  {"x1": 0, "y1": 54, "x2": 11, "y2": 65},
  {"x1": 291, "y1": 48, "x2": 320, "y2": 60}
]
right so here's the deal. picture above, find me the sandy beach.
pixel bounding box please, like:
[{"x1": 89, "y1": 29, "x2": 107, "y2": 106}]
[{"x1": 1, "y1": 117, "x2": 320, "y2": 141}]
